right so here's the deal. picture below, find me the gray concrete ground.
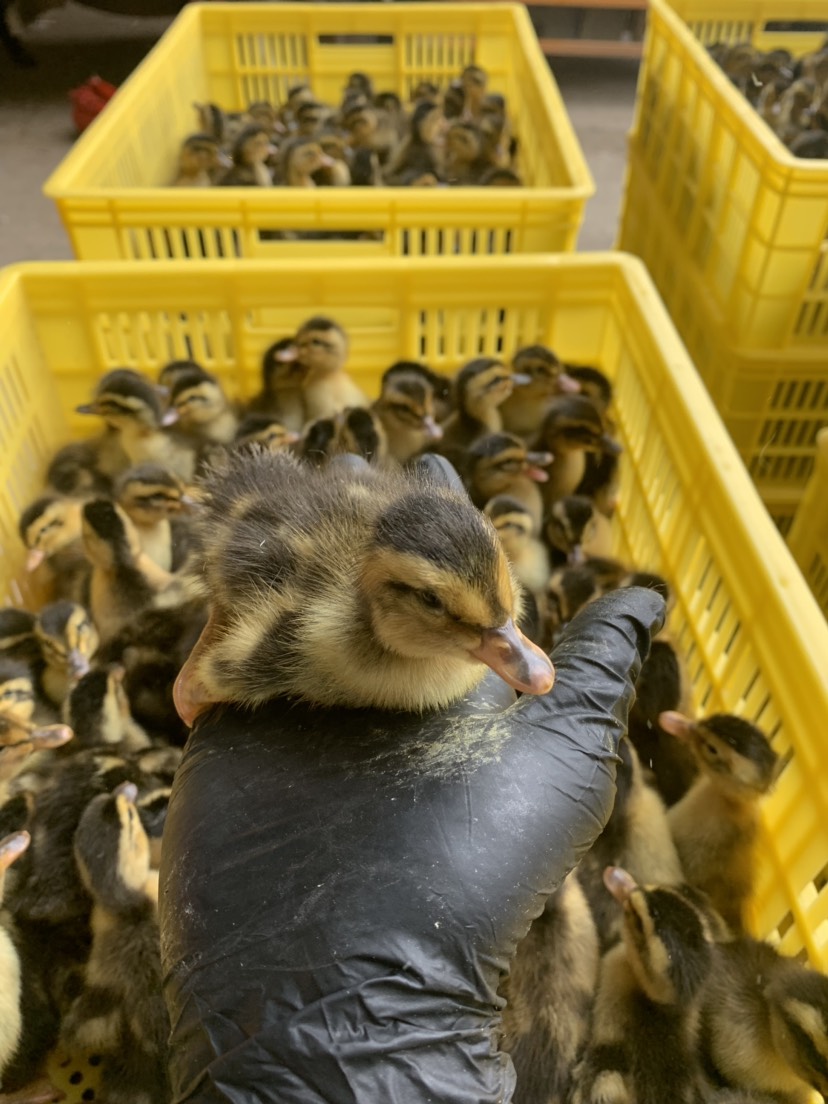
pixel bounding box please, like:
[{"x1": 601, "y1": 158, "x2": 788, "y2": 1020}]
[{"x1": 0, "y1": 3, "x2": 639, "y2": 265}]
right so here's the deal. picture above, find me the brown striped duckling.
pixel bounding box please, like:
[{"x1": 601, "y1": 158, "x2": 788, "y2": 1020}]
[
  {"x1": 465, "y1": 432, "x2": 552, "y2": 535},
  {"x1": 438, "y1": 358, "x2": 522, "y2": 460},
  {"x1": 544, "y1": 494, "x2": 613, "y2": 566},
  {"x1": 280, "y1": 136, "x2": 335, "y2": 187},
  {"x1": 500, "y1": 344, "x2": 580, "y2": 440},
  {"x1": 0, "y1": 610, "x2": 41, "y2": 676},
  {"x1": 0, "y1": 660, "x2": 37, "y2": 728},
  {"x1": 168, "y1": 367, "x2": 239, "y2": 447},
  {"x1": 64, "y1": 666, "x2": 150, "y2": 754},
  {"x1": 483, "y1": 496, "x2": 550, "y2": 599},
  {"x1": 372, "y1": 363, "x2": 444, "y2": 462},
  {"x1": 702, "y1": 937, "x2": 828, "y2": 1103},
  {"x1": 245, "y1": 337, "x2": 307, "y2": 430},
  {"x1": 535, "y1": 394, "x2": 621, "y2": 506},
  {"x1": 501, "y1": 872, "x2": 599, "y2": 1104},
  {"x1": 661, "y1": 712, "x2": 779, "y2": 934},
  {"x1": 61, "y1": 782, "x2": 170, "y2": 1104},
  {"x1": 295, "y1": 316, "x2": 369, "y2": 420},
  {"x1": 18, "y1": 494, "x2": 88, "y2": 604},
  {"x1": 76, "y1": 368, "x2": 196, "y2": 482},
  {"x1": 173, "y1": 449, "x2": 554, "y2": 725},
  {"x1": 219, "y1": 124, "x2": 275, "y2": 186},
  {"x1": 174, "y1": 132, "x2": 228, "y2": 186},
  {"x1": 301, "y1": 407, "x2": 387, "y2": 467},
  {"x1": 34, "y1": 600, "x2": 99, "y2": 707},
  {"x1": 116, "y1": 463, "x2": 194, "y2": 572},
  {"x1": 574, "y1": 869, "x2": 718, "y2": 1104}
]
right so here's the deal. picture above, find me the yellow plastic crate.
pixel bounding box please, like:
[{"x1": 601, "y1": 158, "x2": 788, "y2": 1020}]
[
  {"x1": 622, "y1": 0, "x2": 828, "y2": 349},
  {"x1": 788, "y1": 427, "x2": 828, "y2": 619},
  {"x1": 1, "y1": 254, "x2": 827, "y2": 971},
  {"x1": 621, "y1": 144, "x2": 828, "y2": 510},
  {"x1": 42, "y1": 3, "x2": 593, "y2": 261}
]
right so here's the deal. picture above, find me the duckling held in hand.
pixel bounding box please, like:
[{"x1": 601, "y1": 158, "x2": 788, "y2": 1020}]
[
  {"x1": 701, "y1": 936, "x2": 828, "y2": 1104},
  {"x1": 662, "y1": 711, "x2": 778, "y2": 934},
  {"x1": 174, "y1": 450, "x2": 554, "y2": 725},
  {"x1": 574, "y1": 868, "x2": 717, "y2": 1104},
  {"x1": 295, "y1": 316, "x2": 368, "y2": 420},
  {"x1": 61, "y1": 782, "x2": 170, "y2": 1104}
]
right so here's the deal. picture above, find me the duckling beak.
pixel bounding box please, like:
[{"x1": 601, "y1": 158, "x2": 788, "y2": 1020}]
[
  {"x1": 601, "y1": 434, "x2": 623, "y2": 456},
  {"x1": 603, "y1": 865, "x2": 638, "y2": 904},
  {"x1": 557, "y1": 373, "x2": 581, "y2": 394},
  {"x1": 162, "y1": 408, "x2": 180, "y2": 427},
  {"x1": 511, "y1": 373, "x2": 532, "y2": 386},
  {"x1": 526, "y1": 450, "x2": 553, "y2": 480},
  {"x1": 31, "y1": 723, "x2": 73, "y2": 749},
  {"x1": 25, "y1": 549, "x2": 46, "y2": 572},
  {"x1": 568, "y1": 544, "x2": 585, "y2": 566},
  {"x1": 174, "y1": 613, "x2": 223, "y2": 726},
  {"x1": 423, "y1": 415, "x2": 443, "y2": 441},
  {"x1": 67, "y1": 648, "x2": 90, "y2": 680},
  {"x1": 218, "y1": 149, "x2": 233, "y2": 168},
  {"x1": 469, "y1": 619, "x2": 555, "y2": 695},
  {"x1": 75, "y1": 402, "x2": 99, "y2": 415},
  {"x1": 0, "y1": 831, "x2": 30, "y2": 873},
  {"x1": 658, "y1": 710, "x2": 694, "y2": 740},
  {"x1": 275, "y1": 345, "x2": 299, "y2": 363}
]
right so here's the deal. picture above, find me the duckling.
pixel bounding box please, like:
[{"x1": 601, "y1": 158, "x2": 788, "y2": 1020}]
[
  {"x1": 563, "y1": 364, "x2": 613, "y2": 415},
  {"x1": 438, "y1": 358, "x2": 517, "y2": 457},
  {"x1": 574, "y1": 868, "x2": 717, "y2": 1104},
  {"x1": 576, "y1": 736, "x2": 683, "y2": 952},
  {"x1": 280, "y1": 136, "x2": 334, "y2": 187},
  {"x1": 465, "y1": 432, "x2": 553, "y2": 534},
  {"x1": 116, "y1": 463, "x2": 193, "y2": 572},
  {"x1": 535, "y1": 395, "x2": 621, "y2": 506},
  {"x1": 314, "y1": 134, "x2": 352, "y2": 186},
  {"x1": 484, "y1": 496, "x2": 551, "y2": 598},
  {"x1": 460, "y1": 63, "x2": 488, "y2": 122},
  {"x1": 193, "y1": 100, "x2": 247, "y2": 146},
  {"x1": 627, "y1": 638, "x2": 698, "y2": 807},
  {"x1": 544, "y1": 494, "x2": 614, "y2": 566},
  {"x1": 383, "y1": 99, "x2": 446, "y2": 186},
  {"x1": 64, "y1": 667, "x2": 150, "y2": 753},
  {"x1": 234, "y1": 413, "x2": 300, "y2": 453},
  {"x1": 662, "y1": 712, "x2": 779, "y2": 934},
  {"x1": 294, "y1": 101, "x2": 329, "y2": 139},
  {"x1": 169, "y1": 367, "x2": 239, "y2": 447},
  {"x1": 701, "y1": 937, "x2": 828, "y2": 1103},
  {"x1": 173, "y1": 449, "x2": 554, "y2": 724},
  {"x1": 383, "y1": 359, "x2": 455, "y2": 424},
  {"x1": 501, "y1": 873, "x2": 599, "y2": 1104},
  {"x1": 0, "y1": 609, "x2": 42, "y2": 676},
  {"x1": 789, "y1": 129, "x2": 828, "y2": 158},
  {"x1": 46, "y1": 438, "x2": 116, "y2": 498},
  {"x1": 295, "y1": 316, "x2": 369, "y2": 420},
  {"x1": 61, "y1": 782, "x2": 170, "y2": 1104},
  {"x1": 18, "y1": 494, "x2": 89, "y2": 604},
  {"x1": 775, "y1": 79, "x2": 817, "y2": 145},
  {"x1": 173, "y1": 132, "x2": 226, "y2": 186},
  {"x1": 136, "y1": 786, "x2": 172, "y2": 870},
  {"x1": 0, "y1": 660, "x2": 37, "y2": 727},
  {"x1": 301, "y1": 407, "x2": 387, "y2": 467},
  {"x1": 500, "y1": 345, "x2": 580, "y2": 440},
  {"x1": 82, "y1": 499, "x2": 175, "y2": 644},
  {"x1": 372, "y1": 366, "x2": 443, "y2": 462},
  {"x1": 544, "y1": 564, "x2": 602, "y2": 643},
  {"x1": 245, "y1": 337, "x2": 306, "y2": 430},
  {"x1": 444, "y1": 121, "x2": 492, "y2": 184},
  {"x1": 34, "y1": 600, "x2": 99, "y2": 707},
  {"x1": 219, "y1": 124, "x2": 274, "y2": 186},
  {"x1": 76, "y1": 368, "x2": 196, "y2": 482}
]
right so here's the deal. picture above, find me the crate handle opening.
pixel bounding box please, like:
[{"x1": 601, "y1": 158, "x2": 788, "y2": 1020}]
[
  {"x1": 256, "y1": 228, "x2": 387, "y2": 246},
  {"x1": 317, "y1": 34, "x2": 395, "y2": 47},
  {"x1": 763, "y1": 20, "x2": 828, "y2": 34}
]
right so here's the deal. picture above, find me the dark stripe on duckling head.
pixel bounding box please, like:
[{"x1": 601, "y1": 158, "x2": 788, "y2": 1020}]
[
  {"x1": 18, "y1": 495, "x2": 59, "y2": 538},
  {"x1": 83, "y1": 500, "x2": 129, "y2": 545},
  {"x1": 467, "y1": 432, "x2": 525, "y2": 460},
  {"x1": 95, "y1": 369, "x2": 163, "y2": 419},
  {"x1": 697, "y1": 715, "x2": 778, "y2": 779}
]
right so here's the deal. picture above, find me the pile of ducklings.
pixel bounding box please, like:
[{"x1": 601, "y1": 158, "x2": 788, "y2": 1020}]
[
  {"x1": 1, "y1": 315, "x2": 826, "y2": 1104},
  {"x1": 710, "y1": 38, "x2": 828, "y2": 158},
  {"x1": 175, "y1": 66, "x2": 522, "y2": 190}
]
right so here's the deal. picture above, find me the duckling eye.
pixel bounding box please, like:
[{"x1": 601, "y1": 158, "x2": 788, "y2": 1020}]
[
  {"x1": 704, "y1": 741, "x2": 719, "y2": 757},
  {"x1": 418, "y1": 589, "x2": 444, "y2": 613}
]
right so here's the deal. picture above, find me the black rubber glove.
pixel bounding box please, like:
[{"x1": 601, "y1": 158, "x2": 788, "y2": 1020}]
[{"x1": 160, "y1": 586, "x2": 664, "y2": 1104}]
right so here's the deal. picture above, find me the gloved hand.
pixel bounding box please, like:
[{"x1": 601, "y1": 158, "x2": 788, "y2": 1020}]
[{"x1": 160, "y1": 582, "x2": 663, "y2": 1104}]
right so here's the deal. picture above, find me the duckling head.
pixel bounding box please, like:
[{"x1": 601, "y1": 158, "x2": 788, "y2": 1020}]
[
  {"x1": 545, "y1": 564, "x2": 600, "y2": 637},
  {"x1": 603, "y1": 866, "x2": 716, "y2": 1006},
  {"x1": 658, "y1": 712, "x2": 779, "y2": 797},
  {"x1": 168, "y1": 368, "x2": 231, "y2": 432},
  {"x1": 81, "y1": 499, "x2": 143, "y2": 571},
  {"x1": 174, "y1": 451, "x2": 554, "y2": 724},
  {"x1": 66, "y1": 666, "x2": 133, "y2": 748},
  {"x1": 455, "y1": 357, "x2": 516, "y2": 418},
  {"x1": 446, "y1": 121, "x2": 482, "y2": 167},
  {"x1": 116, "y1": 463, "x2": 189, "y2": 527},
  {"x1": 561, "y1": 364, "x2": 614, "y2": 414},
  {"x1": 235, "y1": 414, "x2": 299, "y2": 453},
  {"x1": 295, "y1": 316, "x2": 348, "y2": 378},
  {"x1": 545, "y1": 494, "x2": 599, "y2": 564},
  {"x1": 383, "y1": 360, "x2": 454, "y2": 423},
  {"x1": 0, "y1": 658, "x2": 36, "y2": 726},
  {"x1": 76, "y1": 368, "x2": 165, "y2": 433},
  {"x1": 19, "y1": 494, "x2": 83, "y2": 572},
  {"x1": 74, "y1": 782, "x2": 152, "y2": 913},
  {"x1": 178, "y1": 133, "x2": 222, "y2": 178},
  {"x1": 512, "y1": 345, "x2": 580, "y2": 399},
  {"x1": 261, "y1": 337, "x2": 304, "y2": 393},
  {"x1": 537, "y1": 394, "x2": 619, "y2": 456},
  {"x1": 466, "y1": 432, "x2": 552, "y2": 504},
  {"x1": 766, "y1": 966, "x2": 828, "y2": 1097},
  {"x1": 35, "y1": 600, "x2": 99, "y2": 682},
  {"x1": 233, "y1": 124, "x2": 273, "y2": 167},
  {"x1": 483, "y1": 496, "x2": 535, "y2": 557},
  {"x1": 47, "y1": 440, "x2": 113, "y2": 498},
  {"x1": 375, "y1": 368, "x2": 443, "y2": 461}
]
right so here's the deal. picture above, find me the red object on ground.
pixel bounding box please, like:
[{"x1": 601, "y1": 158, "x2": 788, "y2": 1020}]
[{"x1": 70, "y1": 76, "x2": 117, "y2": 134}]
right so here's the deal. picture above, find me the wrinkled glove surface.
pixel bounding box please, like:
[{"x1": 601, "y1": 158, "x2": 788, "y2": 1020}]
[{"x1": 160, "y1": 587, "x2": 664, "y2": 1104}]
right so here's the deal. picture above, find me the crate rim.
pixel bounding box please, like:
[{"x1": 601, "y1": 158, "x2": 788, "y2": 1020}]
[
  {"x1": 43, "y1": 0, "x2": 595, "y2": 200},
  {"x1": 3, "y1": 250, "x2": 826, "y2": 674},
  {"x1": 642, "y1": 0, "x2": 828, "y2": 170}
]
